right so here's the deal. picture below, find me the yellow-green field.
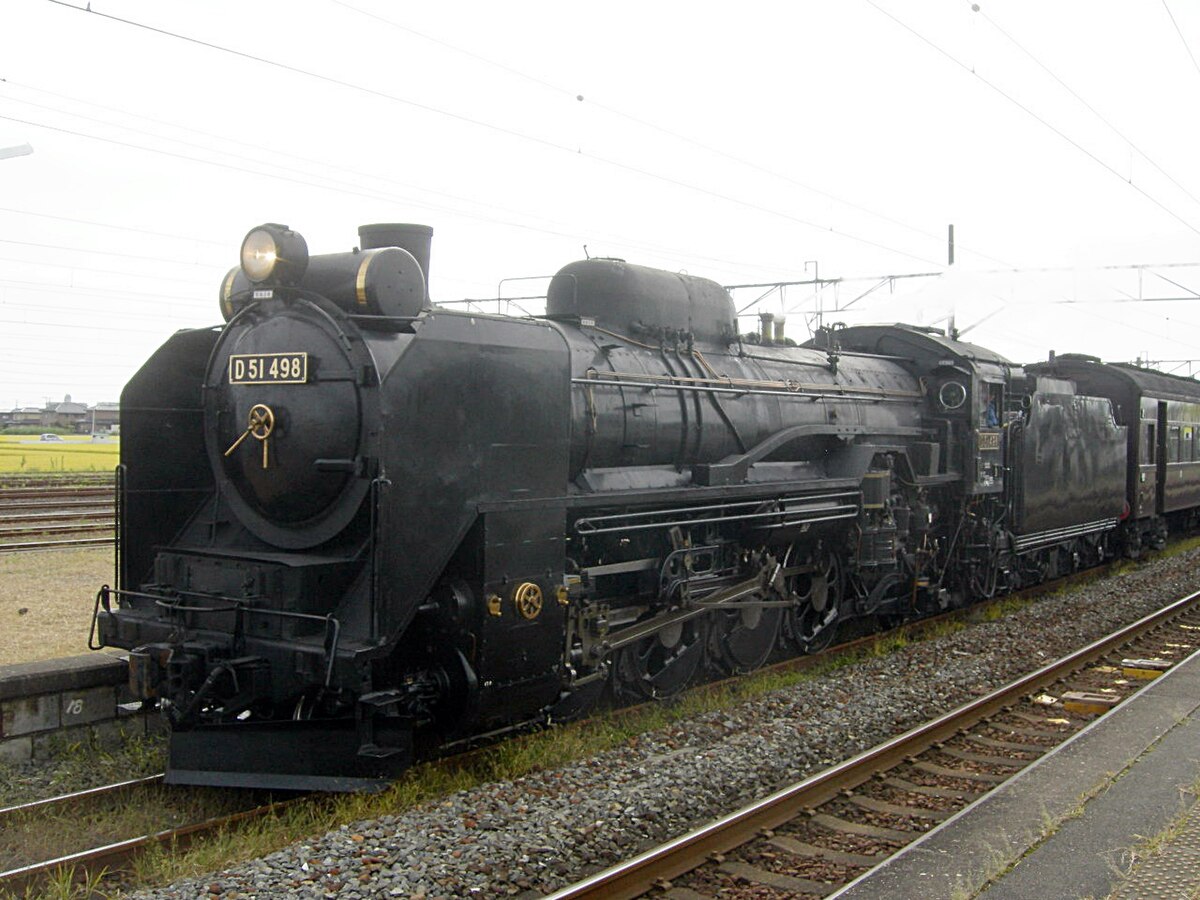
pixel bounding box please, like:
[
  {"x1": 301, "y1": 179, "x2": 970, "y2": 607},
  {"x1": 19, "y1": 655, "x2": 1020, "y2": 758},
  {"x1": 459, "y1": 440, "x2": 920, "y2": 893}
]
[{"x1": 0, "y1": 434, "x2": 119, "y2": 472}]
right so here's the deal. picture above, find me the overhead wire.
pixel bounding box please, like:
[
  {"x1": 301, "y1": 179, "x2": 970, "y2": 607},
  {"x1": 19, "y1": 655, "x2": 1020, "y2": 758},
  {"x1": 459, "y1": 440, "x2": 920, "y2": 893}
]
[
  {"x1": 0, "y1": 234, "x2": 215, "y2": 267},
  {"x1": 0, "y1": 84, "x2": 821, "y2": 279},
  {"x1": 1161, "y1": 0, "x2": 1200, "y2": 81},
  {"x1": 327, "y1": 0, "x2": 1011, "y2": 267},
  {"x1": 0, "y1": 80, "x2": 609, "y2": 247},
  {"x1": 0, "y1": 111, "x2": 570, "y2": 235},
  {"x1": 864, "y1": 0, "x2": 1200, "y2": 239},
  {"x1": 0, "y1": 277, "x2": 208, "y2": 307},
  {"x1": 0, "y1": 316, "x2": 196, "y2": 335},
  {"x1": 1063, "y1": 298, "x2": 1200, "y2": 350},
  {"x1": 976, "y1": 6, "x2": 1200, "y2": 209},
  {"x1": 8, "y1": 2, "x2": 1197, "y2": 366},
  {"x1": 0, "y1": 203, "x2": 227, "y2": 247},
  {"x1": 0, "y1": 253, "x2": 215, "y2": 286},
  {"x1": 5, "y1": 107, "x2": 755, "y2": 284},
  {"x1": 40, "y1": 0, "x2": 943, "y2": 266}
]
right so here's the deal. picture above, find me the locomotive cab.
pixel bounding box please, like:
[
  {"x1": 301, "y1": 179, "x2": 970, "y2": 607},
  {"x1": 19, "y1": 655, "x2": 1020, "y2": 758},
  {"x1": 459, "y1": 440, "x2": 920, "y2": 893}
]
[{"x1": 824, "y1": 324, "x2": 1010, "y2": 494}]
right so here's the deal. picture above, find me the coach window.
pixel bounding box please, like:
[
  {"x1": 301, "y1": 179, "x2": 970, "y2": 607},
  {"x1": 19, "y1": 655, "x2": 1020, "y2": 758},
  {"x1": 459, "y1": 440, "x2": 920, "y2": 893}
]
[
  {"x1": 1168, "y1": 425, "x2": 1181, "y2": 463},
  {"x1": 1144, "y1": 423, "x2": 1156, "y2": 465}
]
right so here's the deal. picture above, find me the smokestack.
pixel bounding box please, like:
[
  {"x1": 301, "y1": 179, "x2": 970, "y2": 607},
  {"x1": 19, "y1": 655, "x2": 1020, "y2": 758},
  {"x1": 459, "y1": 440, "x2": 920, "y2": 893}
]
[
  {"x1": 773, "y1": 315, "x2": 786, "y2": 343},
  {"x1": 758, "y1": 311, "x2": 775, "y2": 343},
  {"x1": 359, "y1": 224, "x2": 433, "y2": 298}
]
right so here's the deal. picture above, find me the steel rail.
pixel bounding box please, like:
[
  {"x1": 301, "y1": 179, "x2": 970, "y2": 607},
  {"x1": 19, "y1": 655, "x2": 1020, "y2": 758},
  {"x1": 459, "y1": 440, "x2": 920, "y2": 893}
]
[
  {"x1": 0, "y1": 536, "x2": 113, "y2": 552},
  {"x1": 0, "y1": 794, "x2": 314, "y2": 897},
  {"x1": 0, "y1": 522, "x2": 114, "y2": 536},
  {"x1": 0, "y1": 486, "x2": 112, "y2": 502},
  {"x1": 0, "y1": 774, "x2": 163, "y2": 820},
  {"x1": 546, "y1": 587, "x2": 1200, "y2": 900},
  {"x1": 0, "y1": 499, "x2": 113, "y2": 511},
  {"x1": 0, "y1": 510, "x2": 113, "y2": 523}
]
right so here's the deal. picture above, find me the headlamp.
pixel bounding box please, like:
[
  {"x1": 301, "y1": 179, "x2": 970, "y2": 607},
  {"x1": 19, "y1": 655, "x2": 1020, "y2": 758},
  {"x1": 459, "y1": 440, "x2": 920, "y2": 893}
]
[{"x1": 239, "y1": 224, "x2": 309, "y2": 285}]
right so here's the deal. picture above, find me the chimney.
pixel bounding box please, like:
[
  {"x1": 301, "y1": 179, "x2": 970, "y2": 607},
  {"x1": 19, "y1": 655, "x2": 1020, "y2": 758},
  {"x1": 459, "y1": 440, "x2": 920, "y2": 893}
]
[
  {"x1": 358, "y1": 224, "x2": 433, "y2": 299},
  {"x1": 758, "y1": 311, "x2": 775, "y2": 343}
]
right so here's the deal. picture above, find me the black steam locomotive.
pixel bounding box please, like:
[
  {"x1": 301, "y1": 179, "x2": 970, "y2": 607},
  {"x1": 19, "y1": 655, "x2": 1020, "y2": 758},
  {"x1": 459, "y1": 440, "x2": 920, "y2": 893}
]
[{"x1": 93, "y1": 223, "x2": 1200, "y2": 790}]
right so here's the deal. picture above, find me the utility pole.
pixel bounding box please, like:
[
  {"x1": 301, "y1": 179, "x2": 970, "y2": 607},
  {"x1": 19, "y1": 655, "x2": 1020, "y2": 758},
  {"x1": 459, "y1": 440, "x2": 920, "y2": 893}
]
[
  {"x1": 805, "y1": 260, "x2": 820, "y2": 330},
  {"x1": 947, "y1": 224, "x2": 956, "y2": 338}
]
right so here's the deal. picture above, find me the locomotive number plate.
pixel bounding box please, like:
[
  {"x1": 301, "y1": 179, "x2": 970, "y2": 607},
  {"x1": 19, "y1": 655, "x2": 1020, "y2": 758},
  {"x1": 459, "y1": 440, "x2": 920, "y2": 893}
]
[
  {"x1": 229, "y1": 352, "x2": 308, "y2": 385},
  {"x1": 977, "y1": 430, "x2": 1001, "y2": 451}
]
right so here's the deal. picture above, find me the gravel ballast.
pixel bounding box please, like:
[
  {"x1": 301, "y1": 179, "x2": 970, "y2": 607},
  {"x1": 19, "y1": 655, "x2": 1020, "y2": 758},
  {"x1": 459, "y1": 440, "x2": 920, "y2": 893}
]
[{"x1": 120, "y1": 547, "x2": 1200, "y2": 899}]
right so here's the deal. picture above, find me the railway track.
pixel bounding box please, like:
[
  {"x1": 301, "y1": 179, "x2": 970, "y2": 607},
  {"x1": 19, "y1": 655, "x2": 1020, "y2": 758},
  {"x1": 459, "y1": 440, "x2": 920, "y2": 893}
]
[
  {"x1": 0, "y1": 486, "x2": 112, "y2": 504},
  {"x1": 0, "y1": 537, "x2": 114, "y2": 553},
  {"x1": 547, "y1": 588, "x2": 1200, "y2": 900},
  {"x1": 0, "y1": 486, "x2": 114, "y2": 551},
  {"x1": 0, "y1": 474, "x2": 113, "y2": 492},
  {"x1": 0, "y1": 775, "x2": 305, "y2": 898}
]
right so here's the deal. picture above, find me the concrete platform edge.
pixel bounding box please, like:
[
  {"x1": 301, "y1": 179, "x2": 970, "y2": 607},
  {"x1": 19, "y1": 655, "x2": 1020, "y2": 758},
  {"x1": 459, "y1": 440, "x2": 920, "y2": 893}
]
[
  {"x1": 0, "y1": 653, "x2": 127, "y2": 702},
  {"x1": 0, "y1": 652, "x2": 150, "y2": 763},
  {"x1": 829, "y1": 647, "x2": 1200, "y2": 900}
]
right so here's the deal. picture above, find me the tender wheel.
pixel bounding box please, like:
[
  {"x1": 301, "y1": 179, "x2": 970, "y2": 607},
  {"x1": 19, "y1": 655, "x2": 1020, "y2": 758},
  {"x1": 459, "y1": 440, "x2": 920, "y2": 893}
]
[
  {"x1": 613, "y1": 616, "x2": 708, "y2": 702},
  {"x1": 709, "y1": 599, "x2": 782, "y2": 675},
  {"x1": 782, "y1": 550, "x2": 842, "y2": 654}
]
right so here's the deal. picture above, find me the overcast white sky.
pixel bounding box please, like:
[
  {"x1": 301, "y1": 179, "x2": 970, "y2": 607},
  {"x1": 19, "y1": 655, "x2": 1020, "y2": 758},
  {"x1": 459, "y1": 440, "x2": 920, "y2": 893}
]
[{"x1": 2, "y1": 0, "x2": 1199, "y2": 407}]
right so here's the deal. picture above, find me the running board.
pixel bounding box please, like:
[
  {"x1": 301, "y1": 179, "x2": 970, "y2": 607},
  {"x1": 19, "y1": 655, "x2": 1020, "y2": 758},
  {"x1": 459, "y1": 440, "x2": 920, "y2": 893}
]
[{"x1": 1011, "y1": 518, "x2": 1119, "y2": 554}]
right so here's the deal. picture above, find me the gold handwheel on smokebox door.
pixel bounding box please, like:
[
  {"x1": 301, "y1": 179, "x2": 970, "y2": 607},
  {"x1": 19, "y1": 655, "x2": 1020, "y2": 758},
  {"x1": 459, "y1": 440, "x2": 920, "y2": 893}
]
[{"x1": 223, "y1": 403, "x2": 276, "y2": 469}]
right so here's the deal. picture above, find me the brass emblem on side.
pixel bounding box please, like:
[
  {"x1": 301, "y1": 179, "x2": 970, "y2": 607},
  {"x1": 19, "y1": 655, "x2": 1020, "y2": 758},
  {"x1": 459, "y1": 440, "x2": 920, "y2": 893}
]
[
  {"x1": 513, "y1": 582, "x2": 543, "y2": 620},
  {"x1": 555, "y1": 585, "x2": 570, "y2": 607},
  {"x1": 486, "y1": 593, "x2": 502, "y2": 617},
  {"x1": 224, "y1": 403, "x2": 275, "y2": 469}
]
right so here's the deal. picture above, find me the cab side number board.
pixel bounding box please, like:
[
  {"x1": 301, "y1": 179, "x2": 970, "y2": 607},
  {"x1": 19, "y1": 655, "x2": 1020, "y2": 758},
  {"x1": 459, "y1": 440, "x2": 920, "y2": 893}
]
[{"x1": 229, "y1": 352, "x2": 308, "y2": 385}]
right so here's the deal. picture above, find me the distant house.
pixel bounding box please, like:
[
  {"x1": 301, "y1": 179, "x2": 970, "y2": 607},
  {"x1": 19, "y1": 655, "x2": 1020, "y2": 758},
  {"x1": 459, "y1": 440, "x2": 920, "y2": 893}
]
[
  {"x1": 45, "y1": 400, "x2": 89, "y2": 432},
  {"x1": 3, "y1": 396, "x2": 121, "y2": 433},
  {"x1": 89, "y1": 402, "x2": 120, "y2": 433},
  {"x1": 12, "y1": 407, "x2": 44, "y2": 427}
]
